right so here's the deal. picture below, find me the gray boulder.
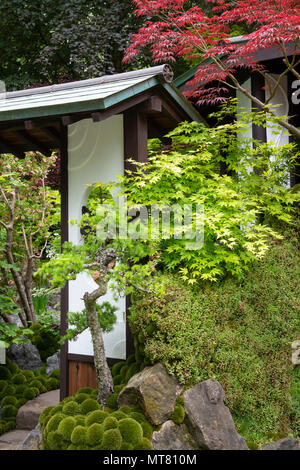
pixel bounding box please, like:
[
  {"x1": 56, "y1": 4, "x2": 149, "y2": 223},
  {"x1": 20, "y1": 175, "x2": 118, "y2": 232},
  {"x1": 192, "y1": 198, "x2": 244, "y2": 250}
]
[
  {"x1": 183, "y1": 379, "x2": 248, "y2": 450},
  {"x1": 46, "y1": 352, "x2": 60, "y2": 375},
  {"x1": 7, "y1": 341, "x2": 42, "y2": 370},
  {"x1": 259, "y1": 438, "x2": 300, "y2": 450},
  {"x1": 118, "y1": 363, "x2": 183, "y2": 425},
  {"x1": 152, "y1": 420, "x2": 198, "y2": 450}
]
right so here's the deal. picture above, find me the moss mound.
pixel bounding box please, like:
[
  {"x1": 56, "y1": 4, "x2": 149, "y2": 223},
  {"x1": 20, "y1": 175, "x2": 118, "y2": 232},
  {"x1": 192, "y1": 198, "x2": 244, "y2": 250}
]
[
  {"x1": 40, "y1": 389, "x2": 153, "y2": 450},
  {"x1": 118, "y1": 418, "x2": 143, "y2": 445},
  {"x1": 101, "y1": 428, "x2": 122, "y2": 450},
  {"x1": 0, "y1": 359, "x2": 60, "y2": 437}
]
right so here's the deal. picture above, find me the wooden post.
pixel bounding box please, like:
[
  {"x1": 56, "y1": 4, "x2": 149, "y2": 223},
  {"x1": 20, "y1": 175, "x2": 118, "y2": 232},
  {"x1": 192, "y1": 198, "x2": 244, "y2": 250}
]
[
  {"x1": 60, "y1": 124, "x2": 69, "y2": 400},
  {"x1": 251, "y1": 73, "x2": 267, "y2": 144},
  {"x1": 123, "y1": 108, "x2": 148, "y2": 358}
]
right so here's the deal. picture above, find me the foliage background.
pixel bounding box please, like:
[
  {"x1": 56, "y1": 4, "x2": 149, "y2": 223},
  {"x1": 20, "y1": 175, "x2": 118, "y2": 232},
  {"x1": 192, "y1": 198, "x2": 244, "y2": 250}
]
[{"x1": 129, "y1": 210, "x2": 300, "y2": 444}]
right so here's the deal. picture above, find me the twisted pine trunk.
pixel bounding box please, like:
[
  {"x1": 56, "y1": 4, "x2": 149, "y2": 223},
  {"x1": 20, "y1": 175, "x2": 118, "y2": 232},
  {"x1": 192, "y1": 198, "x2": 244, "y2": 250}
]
[{"x1": 83, "y1": 285, "x2": 114, "y2": 408}]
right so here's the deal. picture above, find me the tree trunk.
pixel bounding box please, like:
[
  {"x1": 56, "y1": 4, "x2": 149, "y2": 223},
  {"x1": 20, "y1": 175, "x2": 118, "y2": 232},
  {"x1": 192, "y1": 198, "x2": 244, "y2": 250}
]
[{"x1": 83, "y1": 287, "x2": 114, "y2": 408}]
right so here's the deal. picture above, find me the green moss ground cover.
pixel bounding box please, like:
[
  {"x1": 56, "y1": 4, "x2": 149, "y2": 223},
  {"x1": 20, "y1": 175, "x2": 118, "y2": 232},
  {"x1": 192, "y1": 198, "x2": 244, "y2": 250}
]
[
  {"x1": 39, "y1": 385, "x2": 154, "y2": 450},
  {"x1": 0, "y1": 359, "x2": 60, "y2": 436}
]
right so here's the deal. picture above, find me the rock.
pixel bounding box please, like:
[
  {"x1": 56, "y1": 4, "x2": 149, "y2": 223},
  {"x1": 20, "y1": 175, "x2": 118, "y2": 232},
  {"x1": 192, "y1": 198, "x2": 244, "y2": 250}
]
[
  {"x1": 0, "y1": 430, "x2": 29, "y2": 451},
  {"x1": 259, "y1": 438, "x2": 300, "y2": 450},
  {"x1": 46, "y1": 351, "x2": 60, "y2": 375},
  {"x1": 16, "y1": 389, "x2": 60, "y2": 430},
  {"x1": 183, "y1": 379, "x2": 248, "y2": 450},
  {"x1": 7, "y1": 341, "x2": 42, "y2": 370},
  {"x1": 17, "y1": 426, "x2": 42, "y2": 450},
  {"x1": 118, "y1": 363, "x2": 183, "y2": 425},
  {"x1": 152, "y1": 420, "x2": 198, "y2": 450}
]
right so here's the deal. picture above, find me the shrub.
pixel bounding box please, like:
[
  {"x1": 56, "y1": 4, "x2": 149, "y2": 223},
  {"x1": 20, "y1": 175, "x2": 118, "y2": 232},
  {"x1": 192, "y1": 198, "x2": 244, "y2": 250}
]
[
  {"x1": 70, "y1": 426, "x2": 87, "y2": 446},
  {"x1": 0, "y1": 366, "x2": 11, "y2": 380},
  {"x1": 39, "y1": 407, "x2": 54, "y2": 427},
  {"x1": 119, "y1": 365, "x2": 128, "y2": 380},
  {"x1": 126, "y1": 355, "x2": 136, "y2": 366},
  {"x1": 133, "y1": 438, "x2": 153, "y2": 450},
  {"x1": 101, "y1": 428, "x2": 122, "y2": 450},
  {"x1": 85, "y1": 410, "x2": 108, "y2": 427},
  {"x1": 140, "y1": 421, "x2": 153, "y2": 440},
  {"x1": 77, "y1": 387, "x2": 95, "y2": 395},
  {"x1": 113, "y1": 375, "x2": 122, "y2": 386},
  {"x1": 86, "y1": 423, "x2": 104, "y2": 446},
  {"x1": 118, "y1": 418, "x2": 143, "y2": 445},
  {"x1": 49, "y1": 369, "x2": 60, "y2": 380},
  {"x1": 103, "y1": 416, "x2": 118, "y2": 431},
  {"x1": 171, "y1": 404, "x2": 185, "y2": 425},
  {"x1": 80, "y1": 399, "x2": 100, "y2": 414},
  {"x1": 46, "y1": 413, "x2": 66, "y2": 433},
  {"x1": 58, "y1": 417, "x2": 77, "y2": 440},
  {"x1": 120, "y1": 442, "x2": 134, "y2": 450},
  {"x1": 1, "y1": 396, "x2": 17, "y2": 407},
  {"x1": 29, "y1": 380, "x2": 44, "y2": 392},
  {"x1": 128, "y1": 412, "x2": 147, "y2": 424},
  {"x1": 5, "y1": 385, "x2": 15, "y2": 395},
  {"x1": 22, "y1": 370, "x2": 34, "y2": 380},
  {"x1": 2, "y1": 405, "x2": 18, "y2": 419},
  {"x1": 30, "y1": 324, "x2": 60, "y2": 362},
  {"x1": 119, "y1": 405, "x2": 134, "y2": 414},
  {"x1": 73, "y1": 393, "x2": 90, "y2": 404},
  {"x1": 12, "y1": 373, "x2": 26, "y2": 385},
  {"x1": 75, "y1": 415, "x2": 86, "y2": 426},
  {"x1": 106, "y1": 393, "x2": 118, "y2": 410},
  {"x1": 17, "y1": 398, "x2": 27, "y2": 408},
  {"x1": 47, "y1": 430, "x2": 64, "y2": 450},
  {"x1": 15, "y1": 384, "x2": 27, "y2": 395},
  {"x1": 110, "y1": 411, "x2": 127, "y2": 421},
  {"x1": 6, "y1": 360, "x2": 18, "y2": 375},
  {"x1": 47, "y1": 378, "x2": 60, "y2": 390},
  {"x1": 111, "y1": 362, "x2": 125, "y2": 377},
  {"x1": 62, "y1": 401, "x2": 80, "y2": 416},
  {"x1": 0, "y1": 380, "x2": 7, "y2": 392},
  {"x1": 24, "y1": 388, "x2": 36, "y2": 401},
  {"x1": 125, "y1": 363, "x2": 140, "y2": 383}
]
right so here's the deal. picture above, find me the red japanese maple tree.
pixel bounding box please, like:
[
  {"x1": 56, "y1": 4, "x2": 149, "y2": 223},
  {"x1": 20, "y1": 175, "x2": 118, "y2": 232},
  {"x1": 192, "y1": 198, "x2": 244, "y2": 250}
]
[{"x1": 124, "y1": 0, "x2": 300, "y2": 139}]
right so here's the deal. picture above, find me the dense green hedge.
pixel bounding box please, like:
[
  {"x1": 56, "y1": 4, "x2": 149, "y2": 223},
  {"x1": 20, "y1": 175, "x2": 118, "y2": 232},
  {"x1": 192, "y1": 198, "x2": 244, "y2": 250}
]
[
  {"x1": 0, "y1": 359, "x2": 60, "y2": 436},
  {"x1": 129, "y1": 217, "x2": 300, "y2": 445}
]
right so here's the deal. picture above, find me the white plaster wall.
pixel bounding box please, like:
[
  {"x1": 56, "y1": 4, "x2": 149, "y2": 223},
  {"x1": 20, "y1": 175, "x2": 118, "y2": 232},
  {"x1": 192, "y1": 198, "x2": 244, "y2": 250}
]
[
  {"x1": 237, "y1": 75, "x2": 290, "y2": 186},
  {"x1": 67, "y1": 115, "x2": 126, "y2": 359}
]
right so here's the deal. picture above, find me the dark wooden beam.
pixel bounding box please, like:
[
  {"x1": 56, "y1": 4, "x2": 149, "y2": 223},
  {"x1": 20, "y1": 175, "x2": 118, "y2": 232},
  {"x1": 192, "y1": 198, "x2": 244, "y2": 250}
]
[
  {"x1": 60, "y1": 124, "x2": 69, "y2": 400},
  {"x1": 91, "y1": 92, "x2": 153, "y2": 124},
  {"x1": 123, "y1": 109, "x2": 148, "y2": 172},
  {"x1": 123, "y1": 108, "x2": 149, "y2": 359},
  {"x1": 42, "y1": 126, "x2": 61, "y2": 145},
  {"x1": 14, "y1": 130, "x2": 52, "y2": 155},
  {"x1": 24, "y1": 120, "x2": 35, "y2": 130},
  {"x1": 0, "y1": 135, "x2": 25, "y2": 157},
  {"x1": 251, "y1": 73, "x2": 267, "y2": 143},
  {"x1": 61, "y1": 115, "x2": 73, "y2": 126},
  {"x1": 138, "y1": 95, "x2": 163, "y2": 114}
]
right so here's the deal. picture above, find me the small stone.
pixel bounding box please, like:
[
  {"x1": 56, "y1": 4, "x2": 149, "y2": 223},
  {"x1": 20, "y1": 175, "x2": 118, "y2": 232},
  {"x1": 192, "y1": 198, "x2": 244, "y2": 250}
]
[
  {"x1": 259, "y1": 438, "x2": 300, "y2": 450},
  {"x1": 152, "y1": 420, "x2": 197, "y2": 450},
  {"x1": 46, "y1": 352, "x2": 60, "y2": 375}
]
